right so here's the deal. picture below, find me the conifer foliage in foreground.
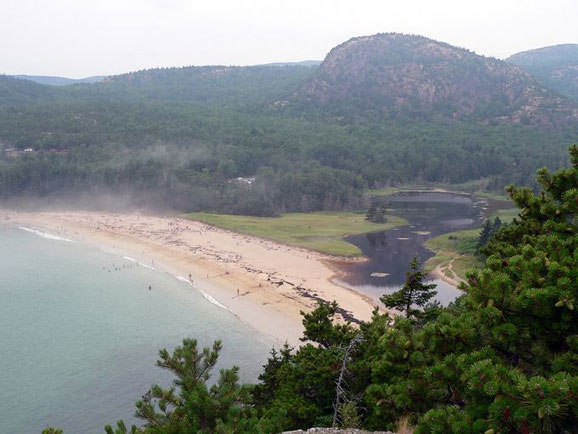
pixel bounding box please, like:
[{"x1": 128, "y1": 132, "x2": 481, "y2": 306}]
[{"x1": 52, "y1": 146, "x2": 578, "y2": 433}]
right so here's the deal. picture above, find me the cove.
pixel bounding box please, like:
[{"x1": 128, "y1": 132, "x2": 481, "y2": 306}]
[{"x1": 336, "y1": 192, "x2": 510, "y2": 305}]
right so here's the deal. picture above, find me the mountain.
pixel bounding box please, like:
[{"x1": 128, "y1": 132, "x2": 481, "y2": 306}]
[
  {"x1": 0, "y1": 75, "x2": 56, "y2": 105},
  {"x1": 0, "y1": 35, "x2": 576, "y2": 211},
  {"x1": 507, "y1": 44, "x2": 578, "y2": 101},
  {"x1": 12, "y1": 75, "x2": 104, "y2": 86},
  {"x1": 292, "y1": 33, "x2": 578, "y2": 128},
  {"x1": 3, "y1": 65, "x2": 316, "y2": 109},
  {"x1": 262, "y1": 60, "x2": 322, "y2": 67},
  {"x1": 86, "y1": 64, "x2": 316, "y2": 107}
]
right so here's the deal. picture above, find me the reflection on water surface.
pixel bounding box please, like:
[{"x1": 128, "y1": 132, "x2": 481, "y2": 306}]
[{"x1": 337, "y1": 192, "x2": 508, "y2": 305}]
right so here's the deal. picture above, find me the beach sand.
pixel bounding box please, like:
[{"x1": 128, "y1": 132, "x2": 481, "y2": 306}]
[{"x1": 0, "y1": 210, "x2": 380, "y2": 346}]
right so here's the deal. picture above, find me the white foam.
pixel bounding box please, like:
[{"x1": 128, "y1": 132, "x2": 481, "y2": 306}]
[
  {"x1": 198, "y1": 290, "x2": 228, "y2": 310},
  {"x1": 18, "y1": 226, "x2": 73, "y2": 243},
  {"x1": 175, "y1": 275, "x2": 228, "y2": 310},
  {"x1": 123, "y1": 256, "x2": 154, "y2": 269},
  {"x1": 175, "y1": 275, "x2": 191, "y2": 284}
]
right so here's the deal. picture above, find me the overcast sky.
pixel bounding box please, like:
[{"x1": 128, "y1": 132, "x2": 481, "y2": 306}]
[{"x1": 2, "y1": 0, "x2": 577, "y2": 78}]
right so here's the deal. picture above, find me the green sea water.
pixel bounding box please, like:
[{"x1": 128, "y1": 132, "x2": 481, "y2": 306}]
[{"x1": 0, "y1": 226, "x2": 273, "y2": 434}]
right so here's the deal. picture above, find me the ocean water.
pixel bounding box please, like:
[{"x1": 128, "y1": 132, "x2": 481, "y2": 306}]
[{"x1": 0, "y1": 226, "x2": 273, "y2": 434}]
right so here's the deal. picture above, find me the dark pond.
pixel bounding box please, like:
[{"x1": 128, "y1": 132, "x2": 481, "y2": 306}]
[{"x1": 335, "y1": 192, "x2": 510, "y2": 305}]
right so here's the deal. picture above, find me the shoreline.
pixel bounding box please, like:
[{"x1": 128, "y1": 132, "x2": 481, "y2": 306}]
[
  {"x1": 1, "y1": 210, "x2": 381, "y2": 347},
  {"x1": 428, "y1": 259, "x2": 465, "y2": 287}
]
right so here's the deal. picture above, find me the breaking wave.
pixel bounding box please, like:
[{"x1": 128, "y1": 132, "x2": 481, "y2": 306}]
[{"x1": 18, "y1": 227, "x2": 73, "y2": 243}]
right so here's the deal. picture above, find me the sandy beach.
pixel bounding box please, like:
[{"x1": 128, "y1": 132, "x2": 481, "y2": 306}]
[{"x1": 0, "y1": 210, "x2": 380, "y2": 346}]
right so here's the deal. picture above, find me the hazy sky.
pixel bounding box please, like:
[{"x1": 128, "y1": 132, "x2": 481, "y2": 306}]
[{"x1": 2, "y1": 0, "x2": 577, "y2": 78}]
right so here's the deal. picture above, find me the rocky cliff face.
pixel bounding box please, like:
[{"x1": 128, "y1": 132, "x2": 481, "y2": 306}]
[
  {"x1": 508, "y1": 44, "x2": 578, "y2": 101},
  {"x1": 294, "y1": 33, "x2": 578, "y2": 128}
]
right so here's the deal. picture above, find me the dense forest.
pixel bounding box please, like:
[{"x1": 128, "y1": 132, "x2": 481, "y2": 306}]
[
  {"x1": 41, "y1": 147, "x2": 578, "y2": 433},
  {"x1": 2, "y1": 34, "x2": 578, "y2": 215}
]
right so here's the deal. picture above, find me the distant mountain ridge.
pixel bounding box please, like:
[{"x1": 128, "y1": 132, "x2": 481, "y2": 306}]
[
  {"x1": 4, "y1": 35, "x2": 578, "y2": 129},
  {"x1": 507, "y1": 44, "x2": 578, "y2": 101},
  {"x1": 1, "y1": 65, "x2": 316, "y2": 107},
  {"x1": 261, "y1": 60, "x2": 322, "y2": 67},
  {"x1": 9, "y1": 61, "x2": 321, "y2": 87},
  {"x1": 12, "y1": 75, "x2": 105, "y2": 86},
  {"x1": 0, "y1": 34, "x2": 577, "y2": 212},
  {"x1": 95, "y1": 64, "x2": 316, "y2": 106},
  {"x1": 292, "y1": 33, "x2": 578, "y2": 128},
  {"x1": 0, "y1": 75, "x2": 57, "y2": 104}
]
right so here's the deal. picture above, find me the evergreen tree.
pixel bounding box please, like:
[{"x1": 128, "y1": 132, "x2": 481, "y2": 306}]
[
  {"x1": 365, "y1": 202, "x2": 377, "y2": 222},
  {"x1": 477, "y1": 216, "x2": 504, "y2": 252},
  {"x1": 492, "y1": 215, "x2": 502, "y2": 234},
  {"x1": 105, "y1": 339, "x2": 259, "y2": 434},
  {"x1": 300, "y1": 301, "x2": 356, "y2": 348},
  {"x1": 477, "y1": 219, "x2": 492, "y2": 250},
  {"x1": 373, "y1": 205, "x2": 388, "y2": 223},
  {"x1": 366, "y1": 202, "x2": 388, "y2": 223},
  {"x1": 380, "y1": 257, "x2": 437, "y2": 320}
]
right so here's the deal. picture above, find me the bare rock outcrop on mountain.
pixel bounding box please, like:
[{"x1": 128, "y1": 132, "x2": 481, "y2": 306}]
[{"x1": 294, "y1": 33, "x2": 578, "y2": 129}]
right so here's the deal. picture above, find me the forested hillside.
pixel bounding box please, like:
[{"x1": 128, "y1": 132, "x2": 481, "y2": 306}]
[
  {"x1": 0, "y1": 75, "x2": 58, "y2": 105},
  {"x1": 508, "y1": 44, "x2": 578, "y2": 101},
  {"x1": 1, "y1": 34, "x2": 578, "y2": 215},
  {"x1": 12, "y1": 75, "x2": 104, "y2": 86}
]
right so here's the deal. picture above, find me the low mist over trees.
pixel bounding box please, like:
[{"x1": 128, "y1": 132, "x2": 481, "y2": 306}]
[{"x1": 0, "y1": 99, "x2": 573, "y2": 214}]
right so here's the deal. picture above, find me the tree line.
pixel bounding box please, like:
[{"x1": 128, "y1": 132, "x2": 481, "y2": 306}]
[{"x1": 0, "y1": 94, "x2": 574, "y2": 215}]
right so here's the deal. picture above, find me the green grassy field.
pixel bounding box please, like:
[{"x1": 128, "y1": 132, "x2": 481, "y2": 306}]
[
  {"x1": 492, "y1": 207, "x2": 519, "y2": 223},
  {"x1": 367, "y1": 182, "x2": 511, "y2": 202},
  {"x1": 426, "y1": 228, "x2": 479, "y2": 256},
  {"x1": 185, "y1": 211, "x2": 407, "y2": 256},
  {"x1": 424, "y1": 228, "x2": 484, "y2": 280},
  {"x1": 367, "y1": 184, "x2": 458, "y2": 197},
  {"x1": 474, "y1": 190, "x2": 511, "y2": 201},
  {"x1": 367, "y1": 186, "x2": 417, "y2": 196},
  {"x1": 424, "y1": 206, "x2": 519, "y2": 280}
]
